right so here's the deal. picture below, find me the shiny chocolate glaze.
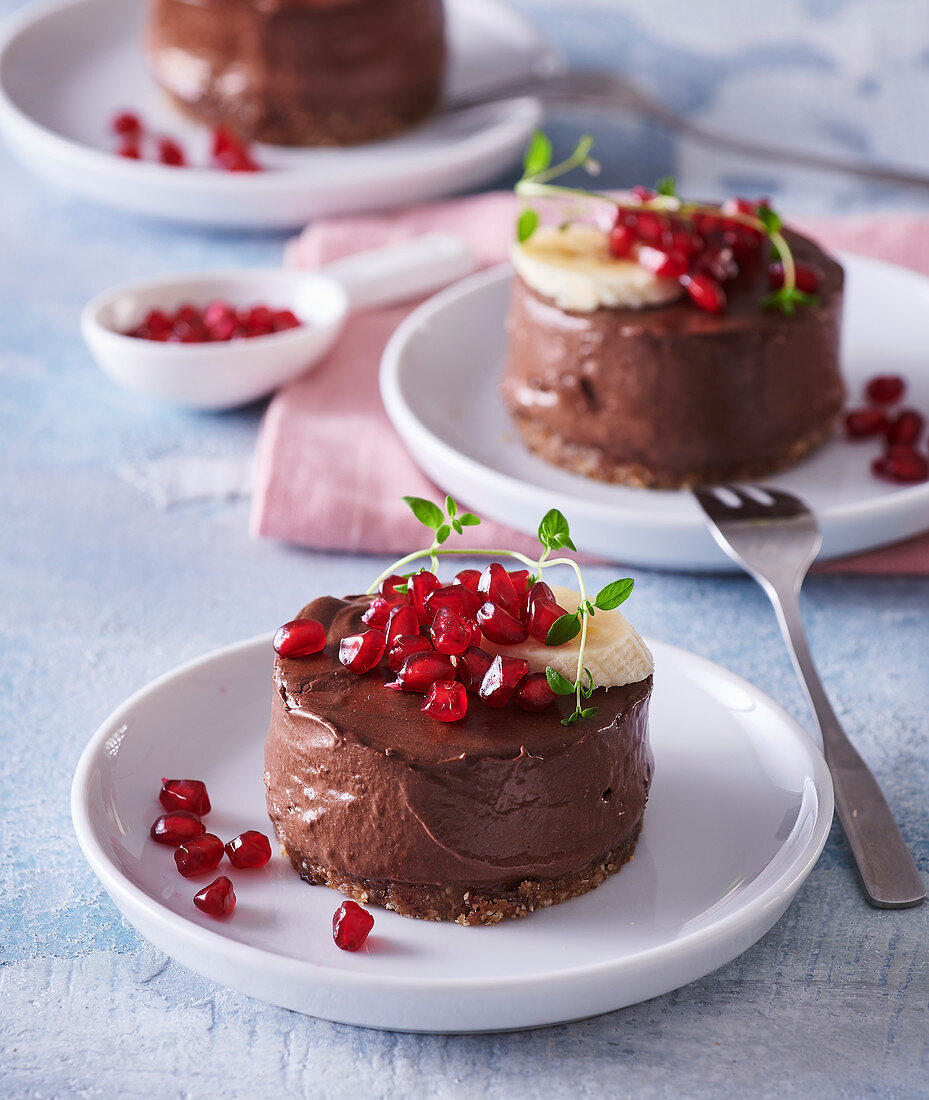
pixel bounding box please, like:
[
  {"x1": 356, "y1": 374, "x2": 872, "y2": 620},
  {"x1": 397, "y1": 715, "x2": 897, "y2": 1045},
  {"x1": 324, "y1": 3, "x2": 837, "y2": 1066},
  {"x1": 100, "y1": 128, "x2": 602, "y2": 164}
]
[
  {"x1": 147, "y1": 0, "x2": 446, "y2": 146},
  {"x1": 502, "y1": 230, "x2": 845, "y2": 486},
  {"x1": 265, "y1": 596, "x2": 653, "y2": 889}
]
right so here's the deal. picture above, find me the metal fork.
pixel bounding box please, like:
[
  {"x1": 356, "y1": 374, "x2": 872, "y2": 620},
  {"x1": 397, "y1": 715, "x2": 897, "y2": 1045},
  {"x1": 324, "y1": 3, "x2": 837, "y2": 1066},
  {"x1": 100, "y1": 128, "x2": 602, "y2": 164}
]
[{"x1": 694, "y1": 484, "x2": 925, "y2": 909}]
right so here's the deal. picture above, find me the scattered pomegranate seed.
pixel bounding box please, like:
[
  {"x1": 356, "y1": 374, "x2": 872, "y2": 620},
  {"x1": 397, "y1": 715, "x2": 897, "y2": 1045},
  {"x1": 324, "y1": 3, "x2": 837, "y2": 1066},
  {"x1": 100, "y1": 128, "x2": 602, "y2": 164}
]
[
  {"x1": 386, "y1": 604, "x2": 419, "y2": 648},
  {"x1": 156, "y1": 137, "x2": 187, "y2": 167},
  {"x1": 160, "y1": 778, "x2": 211, "y2": 816},
  {"x1": 886, "y1": 409, "x2": 925, "y2": 446},
  {"x1": 273, "y1": 618, "x2": 325, "y2": 658},
  {"x1": 683, "y1": 273, "x2": 726, "y2": 314},
  {"x1": 388, "y1": 634, "x2": 433, "y2": 673},
  {"x1": 476, "y1": 601, "x2": 529, "y2": 645},
  {"x1": 112, "y1": 111, "x2": 142, "y2": 137},
  {"x1": 453, "y1": 569, "x2": 482, "y2": 592},
  {"x1": 695, "y1": 245, "x2": 738, "y2": 284},
  {"x1": 666, "y1": 226, "x2": 703, "y2": 257},
  {"x1": 430, "y1": 607, "x2": 474, "y2": 656},
  {"x1": 515, "y1": 673, "x2": 559, "y2": 713},
  {"x1": 333, "y1": 900, "x2": 374, "y2": 951},
  {"x1": 844, "y1": 408, "x2": 888, "y2": 439},
  {"x1": 150, "y1": 811, "x2": 205, "y2": 846},
  {"x1": 123, "y1": 302, "x2": 301, "y2": 342},
  {"x1": 508, "y1": 570, "x2": 531, "y2": 595},
  {"x1": 608, "y1": 222, "x2": 636, "y2": 258},
  {"x1": 479, "y1": 655, "x2": 530, "y2": 708},
  {"x1": 865, "y1": 375, "x2": 905, "y2": 404},
  {"x1": 422, "y1": 680, "x2": 468, "y2": 722},
  {"x1": 457, "y1": 646, "x2": 494, "y2": 692},
  {"x1": 424, "y1": 584, "x2": 482, "y2": 622},
  {"x1": 523, "y1": 579, "x2": 555, "y2": 617},
  {"x1": 339, "y1": 629, "x2": 386, "y2": 674},
  {"x1": 211, "y1": 125, "x2": 262, "y2": 172},
  {"x1": 410, "y1": 572, "x2": 441, "y2": 622},
  {"x1": 872, "y1": 447, "x2": 929, "y2": 484},
  {"x1": 194, "y1": 876, "x2": 236, "y2": 919},
  {"x1": 391, "y1": 651, "x2": 455, "y2": 692},
  {"x1": 361, "y1": 596, "x2": 393, "y2": 629},
  {"x1": 174, "y1": 833, "x2": 225, "y2": 878},
  {"x1": 528, "y1": 597, "x2": 569, "y2": 643},
  {"x1": 768, "y1": 261, "x2": 822, "y2": 294},
  {"x1": 637, "y1": 244, "x2": 690, "y2": 279},
  {"x1": 225, "y1": 830, "x2": 272, "y2": 869},
  {"x1": 117, "y1": 143, "x2": 141, "y2": 160},
  {"x1": 380, "y1": 574, "x2": 409, "y2": 603},
  {"x1": 477, "y1": 563, "x2": 521, "y2": 617},
  {"x1": 631, "y1": 210, "x2": 665, "y2": 244}
]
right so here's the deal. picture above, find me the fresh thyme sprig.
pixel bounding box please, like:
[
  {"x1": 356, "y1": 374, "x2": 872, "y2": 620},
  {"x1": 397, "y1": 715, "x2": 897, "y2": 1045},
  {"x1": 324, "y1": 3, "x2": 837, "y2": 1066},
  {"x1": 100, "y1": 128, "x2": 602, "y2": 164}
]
[
  {"x1": 514, "y1": 130, "x2": 816, "y2": 316},
  {"x1": 368, "y1": 497, "x2": 634, "y2": 726}
]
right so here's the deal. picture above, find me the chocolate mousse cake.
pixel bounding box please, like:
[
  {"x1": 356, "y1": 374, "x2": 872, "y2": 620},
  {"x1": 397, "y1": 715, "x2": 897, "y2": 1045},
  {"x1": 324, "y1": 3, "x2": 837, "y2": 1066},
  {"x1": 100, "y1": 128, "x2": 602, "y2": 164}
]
[
  {"x1": 265, "y1": 584, "x2": 654, "y2": 925},
  {"x1": 146, "y1": 0, "x2": 446, "y2": 146}
]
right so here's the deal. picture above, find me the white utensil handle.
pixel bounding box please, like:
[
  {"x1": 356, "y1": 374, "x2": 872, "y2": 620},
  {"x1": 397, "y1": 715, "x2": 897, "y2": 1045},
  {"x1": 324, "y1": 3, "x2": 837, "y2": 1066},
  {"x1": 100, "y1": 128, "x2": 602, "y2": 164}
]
[{"x1": 321, "y1": 233, "x2": 478, "y2": 312}]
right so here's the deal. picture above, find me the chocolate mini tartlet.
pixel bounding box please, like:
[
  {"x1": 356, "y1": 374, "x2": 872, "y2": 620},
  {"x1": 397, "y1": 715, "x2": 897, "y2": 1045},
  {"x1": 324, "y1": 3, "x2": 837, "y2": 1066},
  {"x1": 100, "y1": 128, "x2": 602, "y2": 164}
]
[{"x1": 146, "y1": 0, "x2": 446, "y2": 146}]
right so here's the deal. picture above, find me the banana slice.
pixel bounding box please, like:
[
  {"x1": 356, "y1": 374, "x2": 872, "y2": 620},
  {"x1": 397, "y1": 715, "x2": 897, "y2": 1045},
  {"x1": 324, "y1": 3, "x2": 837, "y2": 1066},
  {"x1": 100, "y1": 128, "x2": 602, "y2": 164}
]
[
  {"x1": 483, "y1": 585, "x2": 654, "y2": 689},
  {"x1": 510, "y1": 223, "x2": 683, "y2": 313}
]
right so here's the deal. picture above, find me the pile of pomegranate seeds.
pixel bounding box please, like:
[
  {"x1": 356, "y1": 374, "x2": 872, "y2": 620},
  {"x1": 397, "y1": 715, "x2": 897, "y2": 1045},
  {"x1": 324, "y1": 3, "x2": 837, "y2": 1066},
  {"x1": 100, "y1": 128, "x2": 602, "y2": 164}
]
[
  {"x1": 844, "y1": 375, "x2": 929, "y2": 484},
  {"x1": 109, "y1": 111, "x2": 262, "y2": 172},
  {"x1": 333, "y1": 900, "x2": 375, "y2": 952},
  {"x1": 149, "y1": 778, "x2": 272, "y2": 919},
  {"x1": 123, "y1": 302, "x2": 302, "y2": 343}
]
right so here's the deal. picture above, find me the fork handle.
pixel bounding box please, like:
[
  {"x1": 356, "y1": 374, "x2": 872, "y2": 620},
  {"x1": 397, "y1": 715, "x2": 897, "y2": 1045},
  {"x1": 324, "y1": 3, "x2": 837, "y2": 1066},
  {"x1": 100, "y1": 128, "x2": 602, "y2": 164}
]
[{"x1": 766, "y1": 585, "x2": 925, "y2": 909}]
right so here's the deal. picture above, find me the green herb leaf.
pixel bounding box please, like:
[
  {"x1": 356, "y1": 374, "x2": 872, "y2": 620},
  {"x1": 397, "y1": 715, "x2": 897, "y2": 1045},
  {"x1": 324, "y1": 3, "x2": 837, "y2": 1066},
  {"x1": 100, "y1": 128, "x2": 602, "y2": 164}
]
[
  {"x1": 561, "y1": 711, "x2": 581, "y2": 727},
  {"x1": 458, "y1": 513, "x2": 480, "y2": 527},
  {"x1": 761, "y1": 286, "x2": 817, "y2": 316},
  {"x1": 545, "y1": 667, "x2": 577, "y2": 696},
  {"x1": 756, "y1": 205, "x2": 783, "y2": 235},
  {"x1": 517, "y1": 207, "x2": 539, "y2": 243},
  {"x1": 445, "y1": 495, "x2": 457, "y2": 517},
  {"x1": 402, "y1": 496, "x2": 444, "y2": 531},
  {"x1": 538, "y1": 508, "x2": 577, "y2": 552},
  {"x1": 656, "y1": 174, "x2": 677, "y2": 197},
  {"x1": 451, "y1": 518, "x2": 463, "y2": 535},
  {"x1": 580, "y1": 667, "x2": 594, "y2": 698},
  {"x1": 594, "y1": 578, "x2": 634, "y2": 611},
  {"x1": 522, "y1": 130, "x2": 553, "y2": 178},
  {"x1": 545, "y1": 613, "x2": 581, "y2": 646},
  {"x1": 435, "y1": 524, "x2": 451, "y2": 545},
  {"x1": 580, "y1": 706, "x2": 598, "y2": 720},
  {"x1": 394, "y1": 582, "x2": 409, "y2": 594}
]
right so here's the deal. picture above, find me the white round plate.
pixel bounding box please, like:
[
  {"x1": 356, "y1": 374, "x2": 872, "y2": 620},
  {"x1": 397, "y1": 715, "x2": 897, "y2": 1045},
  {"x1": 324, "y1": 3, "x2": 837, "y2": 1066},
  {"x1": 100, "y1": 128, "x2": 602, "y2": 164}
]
[
  {"x1": 72, "y1": 633, "x2": 833, "y2": 1033},
  {"x1": 0, "y1": 0, "x2": 556, "y2": 229},
  {"x1": 381, "y1": 253, "x2": 929, "y2": 571}
]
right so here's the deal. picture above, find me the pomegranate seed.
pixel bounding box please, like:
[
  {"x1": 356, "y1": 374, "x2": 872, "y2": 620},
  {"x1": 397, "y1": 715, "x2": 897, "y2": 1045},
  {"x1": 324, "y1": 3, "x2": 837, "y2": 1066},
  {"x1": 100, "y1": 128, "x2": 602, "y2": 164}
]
[
  {"x1": 631, "y1": 210, "x2": 664, "y2": 244},
  {"x1": 886, "y1": 409, "x2": 924, "y2": 446},
  {"x1": 528, "y1": 597, "x2": 569, "y2": 643},
  {"x1": 683, "y1": 273, "x2": 726, "y2": 314},
  {"x1": 174, "y1": 833, "x2": 224, "y2": 878},
  {"x1": 361, "y1": 596, "x2": 393, "y2": 629},
  {"x1": 476, "y1": 601, "x2": 528, "y2": 645},
  {"x1": 524, "y1": 579, "x2": 555, "y2": 607},
  {"x1": 208, "y1": 315, "x2": 239, "y2": 341},
  {"x1": 333, "y1": 900, "x2": 374, "y2": 951},
  {"x1": 515, "y1": 673, "x2": 558, "y2": 713},
  {"x1": 637, "y1": 244, "x2": 690, "y2": 279},
  {"x1": 721, "y1": 223, "x2": 763, "y2": 254},
  {"x1": 144, "y1": 309, "x2": 172, "y2": 335},
  {"x1": 844, "y1": 408, "x2": 888, "y2": 439},
  {"x1": 151, "y1": 811, "x2": 205, "y2": 846},
  {"x1": 430, "y1": 607, "x2": 474, "y2": 656},
  {"x1": 117, "y1": 143, "x2": 141, "y2": 160},
  {"x1": 477, "y1": 563, "x2": 521, "y2": 617},
  {"x1": 767, "y1": 262, "x2": 822, "y2": 294},
  {"x1": 339, "y1": 629, "x2": 386, "y2": 674},
  {"x1": 722, "y1": 197, "x2": 758, "y2": 218},
  {"x1": 410, "y1": 572, "x2": 441, "y2": 621},
  {"x1": 422, "y1": 680, "x2": 468, "y2": 722},
  {"x1": 508, "y1": 570, "x2": 531, "y2": 595},
  {"x1": 425, "y1": 584, "x2": 482, "y2": 622},
  {"x1": 160, "y1": 778, "x2": 211, "y2": 816},
  {"x1": 386, "y1": 604, "x2": 419, "y2": 648},
  {"x1": 608, "y1": 222, "x2": 636, "y2": 258},
  {"x1": 457, "y1": 646, "x2": 494, "y2": 692},
  {"x1": 391, "y1": 651, "x2": 455, "y2": 692},
  {"x1": 225, "y1": 830, "x2": 272, "y2": 869},
  {"x1": 865, "y1": 375, "x2": 905, "y2": 404},
  {"x1": 388, "y1": 634, "x2": 433, "y2": 673},
  {"x1": 211, "y1": 125, "x2": 242, "y2": 159},
  {"x1": 479, "y1": 655, "x2": 530, "y2": 708},
  {"x1": 169, "y1": 319, "x2": 205, "y2": 344},
  {"x1": 453, "y1": 568, "x2": 481, "y2": 592},
  {"x1": 695, "y1": 246, "x2": 738, "y2": 283},
  {"x1": 202, "y1": 300, "x2": 235, "y2": 331},
  {"x1": 665, "y1": 226, "x2": 703, "y2": 257},
  {"x1": 692, "y1": 212, "x2": 723, "y2": 238},
  {"x1": 156, "y1": 137, "x2": 186, "y2": 167},
  {"x1": 112, "y1": 111, "x2": 142, "y2": 137},
  {"x1": 273, "y1": 309, "x2": 301, "y2": 330},
  {"x1": 872, "y1": 447, "x2": 929, "y2": 484},
  {"x1": 380, "y1": 574, "x2": 409, "y2": 603},
  {"x1": 194, "y1": 876, "x2": 236, "y2": 919},
  {"x1": 273, "y1": 618, "x2": 325, "y2": 657}
]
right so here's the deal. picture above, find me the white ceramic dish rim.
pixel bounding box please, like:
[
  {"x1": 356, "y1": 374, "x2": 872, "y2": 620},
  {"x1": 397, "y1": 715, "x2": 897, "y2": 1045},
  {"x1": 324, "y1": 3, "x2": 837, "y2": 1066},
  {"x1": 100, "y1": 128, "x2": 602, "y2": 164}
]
[
  {"x1": 71, "y1": 630, "x2": 834, "y2": 998},
  {"x1": 380, "y1": 254, "x2": 929, "y2": 533}
]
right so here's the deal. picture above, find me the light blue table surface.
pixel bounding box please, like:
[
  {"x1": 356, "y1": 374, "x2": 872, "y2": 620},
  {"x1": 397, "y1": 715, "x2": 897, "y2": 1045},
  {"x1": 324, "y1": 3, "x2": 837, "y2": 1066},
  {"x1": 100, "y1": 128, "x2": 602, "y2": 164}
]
[{"x1": 1, "y1": 0, "x2": 928, "y2": 1095}]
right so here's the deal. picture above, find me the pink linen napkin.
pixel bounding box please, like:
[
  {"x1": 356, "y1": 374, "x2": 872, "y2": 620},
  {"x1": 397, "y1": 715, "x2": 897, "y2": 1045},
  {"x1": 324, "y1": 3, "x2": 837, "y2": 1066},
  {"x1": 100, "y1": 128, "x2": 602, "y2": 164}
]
[{"x1": 251, "y1": 194, "x2": 929, "y2": 573}]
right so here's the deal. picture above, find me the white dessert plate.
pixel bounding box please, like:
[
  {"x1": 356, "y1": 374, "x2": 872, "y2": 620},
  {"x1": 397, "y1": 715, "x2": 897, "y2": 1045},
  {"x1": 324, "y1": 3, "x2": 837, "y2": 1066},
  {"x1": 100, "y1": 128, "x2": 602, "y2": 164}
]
[
  {"x1": 72, "y1": 633, "x2": 833, "y2": 1033},
  {"x1": 0, "y1": 0, "x2": 557, "y2": 229},
  {"x1": 381, "y1": 253, "x2": 929, "y2": 571}
]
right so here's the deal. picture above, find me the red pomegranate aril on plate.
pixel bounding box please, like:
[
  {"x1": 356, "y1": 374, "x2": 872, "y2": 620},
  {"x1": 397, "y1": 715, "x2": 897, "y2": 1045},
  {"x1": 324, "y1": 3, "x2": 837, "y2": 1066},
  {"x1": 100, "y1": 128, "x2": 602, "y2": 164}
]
[
  {"x1": 522, "y1": 578, "x2": 555, "y2": 620},
  {"x1": 608, "y1": 222, "x2": 636, "y2": 258},
  {"x1": 453, "y1": 568, "x2": 482, "y2": 593},
  {"x1": 422, "y1": 679, "x2": 468, "y2": 722},
  {"x1": 117, "y1": 143, "x2": 141, "y2": 160},
  {"x1": 637, "y1": 244, "x2": 689, "y2": 279},
  {"x1": 386, "y1": 604, "x2": 420, "y2": 648},
  {"x1": 528, "y1": 597, "x2": 569, "y2": 643},
  {"x1": 476, "y1": 601, "x2": 529, "y2": 645},
  {"x1": 695, "y1": 246, "x2": 738, "y2": 284},
  {"x1": 388, "y1": 634, "x2": 433, "y2": 673},
  {"x1": 457, "y1": 646, "x2": 494, "y2": 691},
  {"x1": 333, "y1": 900, "x2": 374, "y2": 951},
  {"x1": 361, "y1": 596, "x2": 393, "y2": 629},
  {"x1": 157, "y1": 137, "x2": 186, "y2": 167},
  {"x1": 273, "y1": 618, "x2": 326, "y2": 658},
  {"x1": 479, "y1": 655, "x2": 530, "y2": 708},
  {"x1": 886, "y1": 409, "x2": 924, "y2": 446},
  {"x1": 151, "y1": 811, "x2": 205, "y2": 846},
  {"x1": 430, "y1": 607, "x2": 474, "y2": 656},
  {"x1": 865, "y1": 375, "x2": 905, "y2": 404},
  {"x1": 666, "y1": 226, "x2": 703, "y2": 257},
  {"x1": 477, "y1": 563, "x2": 521, "y2": 617},
  {"x1": 683, "y1": 273, "x2": 726, "y2": 314},
  {"x1": 508, "y1": 569, "x2": 531, "y2": 595},
  {"x1": 339, "y1": 629, "x2": 386, "y2": 674},
  {"x1": 632, "y1": 210, "x2": 664, "y2": 244},
  {"x1": 767, "y1": 261, "x2": 822, "y2": 294},
  {"x1": 273, "y1": 309, "x2": 301, "y2": 331},
  {"x1": 160, "y1": 778, "x2": 211, "y2": 816},
  {"x1": 174, "y1": 833, "x2": 224, "y2": 878},
  {"x1": 424, "y1": 584, "x2": 482, "y2": 621},
  {"x1": 872, "y1": 447, "x2": 929, "y2": 484},
  {"x1": 844, "y1": 408, "x2": 888, "y2": 439},
  {"x1": 515, "y1": 673, "x2": 559, "y2": 713},
  {"x1": 112, "y1": 111, "x2": 142, "y2": 137},
  {"x1": 410, "y1": 571, "x2": 441, "y2": 621},
  {"x1": 194, "y1": 876, "x2": 236, "y2": 919},
  {"x1": 380, "y1": 574, "x2": 409, "y2": 603},
  {"x1": 391, "y1": 651, "x2": 456, "y2": 692},
  {"x1": 225, "y1": 830, "x2": 272, "y2": 869}
]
